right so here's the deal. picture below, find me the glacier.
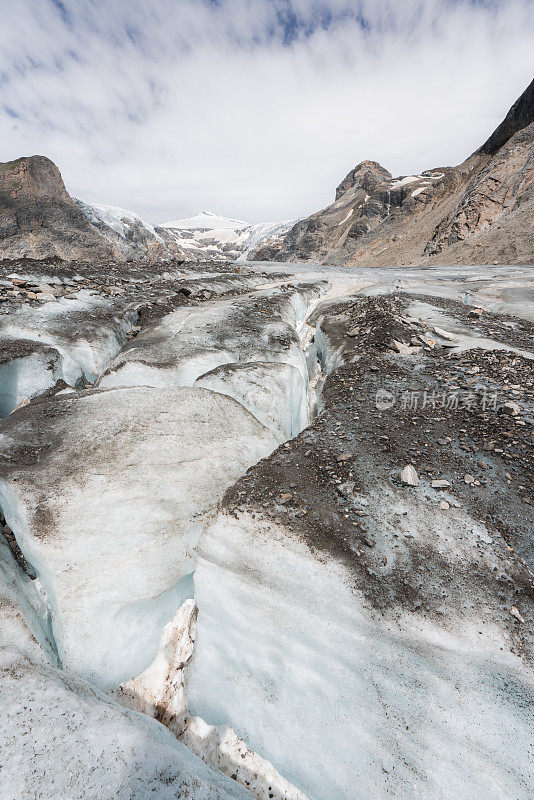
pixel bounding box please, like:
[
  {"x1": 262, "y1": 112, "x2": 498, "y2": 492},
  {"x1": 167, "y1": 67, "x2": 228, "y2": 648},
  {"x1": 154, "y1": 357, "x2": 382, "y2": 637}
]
[
  {"x1": 0, "y1": 260, "x2": 532, "y2": 800},
  {"x1": 0, "y1": 647, "x2": 251, "y2": 800},
  {"x1": 0, "y1": 385, "x2": 278, "y2": 686}
]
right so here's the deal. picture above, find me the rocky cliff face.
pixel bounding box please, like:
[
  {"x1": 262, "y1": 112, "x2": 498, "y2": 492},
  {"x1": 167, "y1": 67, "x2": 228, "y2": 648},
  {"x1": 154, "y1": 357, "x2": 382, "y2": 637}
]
[
  {"x1": 0, "y1": 156, "x2": 120, "y2": 261},
  {"x1": 252, "y1": 78, "x2": 534, "y2": 266}
]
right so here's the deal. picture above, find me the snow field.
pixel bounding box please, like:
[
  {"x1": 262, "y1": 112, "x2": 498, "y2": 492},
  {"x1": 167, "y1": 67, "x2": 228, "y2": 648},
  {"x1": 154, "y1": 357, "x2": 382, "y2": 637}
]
[
  {"x1": 159, "y1": 212, "x2": 295, "y2": 261},
  {"x1": 76, "y1": 198, "x2": 165, "y2": 243}
]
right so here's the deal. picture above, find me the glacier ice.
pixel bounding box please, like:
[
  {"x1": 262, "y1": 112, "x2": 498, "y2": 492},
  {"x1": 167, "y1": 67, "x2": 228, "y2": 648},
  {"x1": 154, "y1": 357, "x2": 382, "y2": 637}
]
[
  {"x1": 0, "y1": 385, "x2": 277, "y2": 686},
  {"x1": 0, "y1": 534, "x2": 57, "y2": 665},
  {"x1": 1, "y1": 262, "x2": 532, "y2": 800},
  {"x1": 0, "y1": 289, "x2": 138, "y2": 413},
  {"x1": 98, "y1": 284, "x2": 322, "y2": 391},
  {"x1": 76, "y1": 198, "x2": 164, "y2": 243},
  {"x1": 117, "y1": 599, "x2": 309, "y2": 800},
  {"x1": 0, "y1": 345, "x2": 65, "y2": 417},
  {"x1": 185, "y1": 508, "x2": 534, "y2": 800},
  {"x1": 0, "y1": 647, "x2": 251, "y2": 800},
  {"x1": 158, "y1": 212, "x2": 295, "y2": 261},
  {"x1": 196, "y1": 361, "x2": 308, "y2": 442}
]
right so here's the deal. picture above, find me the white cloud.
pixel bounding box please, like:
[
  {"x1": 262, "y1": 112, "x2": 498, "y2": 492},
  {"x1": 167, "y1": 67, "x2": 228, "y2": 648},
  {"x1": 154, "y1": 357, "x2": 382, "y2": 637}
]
[{"x1": 0, "y1": 0, "x2": 533, "y2": 224}]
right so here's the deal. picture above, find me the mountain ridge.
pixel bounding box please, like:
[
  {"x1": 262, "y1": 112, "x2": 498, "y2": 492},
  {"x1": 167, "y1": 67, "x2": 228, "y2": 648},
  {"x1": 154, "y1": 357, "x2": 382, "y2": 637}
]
[
  {"x1": 0, "y1": 77, "x2": 532, "y2": 266},
  {"x1": 0, "y1": 156, "x2": 119, "y2": 261},
  {"x1": 251, "y1": 77, "x2": 534, "y2": 266}
]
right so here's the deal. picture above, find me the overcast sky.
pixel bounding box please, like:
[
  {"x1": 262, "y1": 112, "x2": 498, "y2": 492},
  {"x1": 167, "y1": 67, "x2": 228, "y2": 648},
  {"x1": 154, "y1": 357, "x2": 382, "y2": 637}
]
[{"x1": 1, "y1": 0, "x2": 533, "y2": 224}]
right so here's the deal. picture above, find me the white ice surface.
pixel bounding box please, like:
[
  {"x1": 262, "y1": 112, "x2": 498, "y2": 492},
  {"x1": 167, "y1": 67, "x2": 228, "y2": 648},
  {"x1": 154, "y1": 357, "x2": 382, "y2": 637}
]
[
  {"x1": 2, "y1": 262, "x2": 532, "y2": 800},
  {"x1": 0, "y1": 350, "x2": 64, "y2": 417},
  {"x1": 159, "y1": 213, "x2": 294, "y2": 261},
  {"x1": 237, "y1": 220, "x2": 296, "y2": 260},
  {"x1": 186, "y1": 508, "x2": 534, "y2": 800},
  {"x1": 118, "y1": 600, "x2": 309, "y2": 800},
  {"x1": 0, "y1": 647, "x2": 251, "y2": 800},
  {"x1": 248, "y1": 264, "x2": 534, "y2": 324},
  {"x1": 406, "y1": 300, "x2": 534, "y2": 359},
  {"x1": 390, "y1": 173, "x2": 444, "y2": 189},
  {"x1": 98, "y1": 286, "x2": 321, "y2": 392},
  {"x1": 196, "y1": 361, "x2": 308, "y2": 442},
  {"x1": 0, "y1": 290, "x2": 137, "y2": 384},
  {"x1": 0, "y1": 386, "x2": 277, "y2": 687},
  {"x1": 0, "y1": 535, "x2": 56, "y2": 665},
  {"x1": 389, "y1": 175, "x2": 420, "y2": 188}
]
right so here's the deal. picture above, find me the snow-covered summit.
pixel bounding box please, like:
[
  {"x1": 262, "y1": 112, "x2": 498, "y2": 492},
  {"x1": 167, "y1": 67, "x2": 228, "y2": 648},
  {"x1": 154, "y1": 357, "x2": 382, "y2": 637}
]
[
  {"x1": 160, "y1": 211, "x2": 250, "y2": 232},
  {"x1": 158, "y1": 211, "x2": 296, "y2": 261},
  {"x1": 75, "y1": 201, "x2": 295, "y2": 262}
]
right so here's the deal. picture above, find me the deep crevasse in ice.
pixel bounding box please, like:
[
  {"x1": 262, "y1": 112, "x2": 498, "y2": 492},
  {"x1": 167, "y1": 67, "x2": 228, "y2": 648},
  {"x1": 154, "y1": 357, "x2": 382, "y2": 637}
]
[
  {"x1": 0, "y1": 282, "x2": 326, "y2": 687},
  {"x1": 0, "y1": 279, "x2": 327, "y2": 799}
]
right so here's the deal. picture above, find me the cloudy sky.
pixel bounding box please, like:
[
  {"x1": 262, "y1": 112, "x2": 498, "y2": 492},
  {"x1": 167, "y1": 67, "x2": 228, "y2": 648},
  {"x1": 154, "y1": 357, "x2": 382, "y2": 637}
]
[{"x1": 1, "y1": 0, "x2": 533, "y2": 224}]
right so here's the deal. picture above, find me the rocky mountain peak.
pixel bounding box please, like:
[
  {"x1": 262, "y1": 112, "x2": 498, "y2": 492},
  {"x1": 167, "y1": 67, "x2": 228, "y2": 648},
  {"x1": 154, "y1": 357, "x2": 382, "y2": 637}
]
[
  {"x1": 477, "y1": 76, "x2": 534, "y2": 156},
  {"x1": 0, "y1": 154, "x2": 119, "y2": 261},
  {"x1": 255, "y1": 77, "x2": 534, "y2": 267},
  {"x1": 335, "y1": 160, "x2": 392, "y2": 200},
  {"x1": 0, "y1": 155, "x2": 70, "y2": 202}
]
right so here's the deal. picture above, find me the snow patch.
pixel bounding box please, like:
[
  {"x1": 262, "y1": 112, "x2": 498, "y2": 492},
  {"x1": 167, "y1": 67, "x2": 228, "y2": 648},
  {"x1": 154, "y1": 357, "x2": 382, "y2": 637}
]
[
  {"x1": 389, "y1": 176, "x2": 420, "y2": 189},
  {"x1": 337, "y1": 208, "x2": 354, "y2": 226},
  {"x1": 391, "y1": 173, "x2": 444, "y2": 190}
]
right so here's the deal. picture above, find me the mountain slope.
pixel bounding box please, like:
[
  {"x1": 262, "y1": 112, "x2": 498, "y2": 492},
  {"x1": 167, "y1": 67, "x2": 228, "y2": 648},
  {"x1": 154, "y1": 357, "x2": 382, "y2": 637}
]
[
  {"x1": 74, "y1": 199, "x2": 167, "y2": 259},
  {"x1": 252, "y1": 78, "x2": 534, "y2": 266},
  {"x1": 0, "y1": 156, "x2": 120, "y2": 261}
]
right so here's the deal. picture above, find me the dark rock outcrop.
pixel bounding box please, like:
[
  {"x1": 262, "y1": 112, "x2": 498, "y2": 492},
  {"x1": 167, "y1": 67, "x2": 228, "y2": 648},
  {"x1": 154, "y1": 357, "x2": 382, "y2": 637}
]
[
  {"x1": 477, "y1": 77, "x2": 534, "y2": 156},
  {"x1": 334, "y1": 161, "x2": 392, "y2": 200}
]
